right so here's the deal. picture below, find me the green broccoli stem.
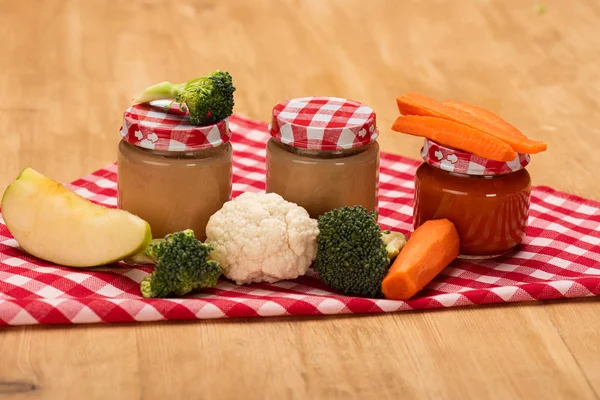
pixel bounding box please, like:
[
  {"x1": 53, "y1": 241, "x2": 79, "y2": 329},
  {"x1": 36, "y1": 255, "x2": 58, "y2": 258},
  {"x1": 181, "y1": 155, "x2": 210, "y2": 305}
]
[
  {"x1": 122, "y1": 238, "x2": 163, "y2": 265},
  {"x1": 381, "y1": 230, "x2": 407, "y2": 260},
  {"x1": 132, "y1": 81, "x2": 186, "y2": 104},
  {"x1": 140, "y1": 276, "x2": 153, "y2": 298}
]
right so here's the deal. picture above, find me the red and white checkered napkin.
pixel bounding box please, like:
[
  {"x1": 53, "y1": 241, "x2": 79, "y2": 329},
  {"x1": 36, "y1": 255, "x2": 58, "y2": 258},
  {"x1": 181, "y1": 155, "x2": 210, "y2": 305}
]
[{"x1": 1, "y1": 115, "x2": 599, "y2": 326}]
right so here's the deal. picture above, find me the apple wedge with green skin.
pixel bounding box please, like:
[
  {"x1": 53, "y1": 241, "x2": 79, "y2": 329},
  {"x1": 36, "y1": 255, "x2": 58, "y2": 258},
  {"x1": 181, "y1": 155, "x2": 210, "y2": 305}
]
[{"x1": 1, "y1": 168, "x2": 152, "y2": 267}]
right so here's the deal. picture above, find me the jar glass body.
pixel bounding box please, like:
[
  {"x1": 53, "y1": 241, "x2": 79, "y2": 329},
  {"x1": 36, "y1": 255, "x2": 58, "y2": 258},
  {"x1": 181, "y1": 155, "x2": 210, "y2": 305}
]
[
  {"x1": 265, "y1": 139, "x2": 380, "y2": 218},
  {"x1": 117, "y1": 141, "x2": 232, "y2": 240},
  {"x1": 414, "y1": 162, "x2": 531, "y2": 259}
]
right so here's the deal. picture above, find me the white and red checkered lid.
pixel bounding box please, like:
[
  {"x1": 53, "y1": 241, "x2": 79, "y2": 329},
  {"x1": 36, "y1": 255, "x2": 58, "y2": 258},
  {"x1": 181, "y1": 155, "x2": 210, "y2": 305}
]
[
  {"x1": 421, "y1": 139, "x2": 530, "y2": 176},
  {"x1": 269, "y1": 97, "x2": 378, "y2": 150},
  {"x1": 120, "y1": 101, "x2": 232, "y2": 152}
]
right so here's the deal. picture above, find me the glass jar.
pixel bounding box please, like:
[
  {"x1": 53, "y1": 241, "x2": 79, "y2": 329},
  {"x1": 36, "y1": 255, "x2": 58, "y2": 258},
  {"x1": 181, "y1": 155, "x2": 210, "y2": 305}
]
[
  {"x1": 117, "y1": 102, "x2": 232, "y2": 240},
  {"x1": 265, "y1": 97, "x2": 380, "y2": 219},
  {"x1": 266, "y1": 139, "x2": 379, "y2": 218},
  {"x1": 413, "y1": 139, "x2": 531, "y2": 259}
]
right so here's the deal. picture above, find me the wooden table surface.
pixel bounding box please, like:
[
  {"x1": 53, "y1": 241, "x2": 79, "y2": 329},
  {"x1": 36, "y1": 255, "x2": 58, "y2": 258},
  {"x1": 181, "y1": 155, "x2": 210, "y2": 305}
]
[{"x1": 1, "y1": 1, "x2": 599, "y2": 399}]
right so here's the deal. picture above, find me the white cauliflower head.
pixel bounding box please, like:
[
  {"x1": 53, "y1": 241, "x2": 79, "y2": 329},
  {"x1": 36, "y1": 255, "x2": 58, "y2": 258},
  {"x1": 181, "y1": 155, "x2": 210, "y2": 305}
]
[{"x1": 205, "y1": 192, "x2": 319, "y2": 285}]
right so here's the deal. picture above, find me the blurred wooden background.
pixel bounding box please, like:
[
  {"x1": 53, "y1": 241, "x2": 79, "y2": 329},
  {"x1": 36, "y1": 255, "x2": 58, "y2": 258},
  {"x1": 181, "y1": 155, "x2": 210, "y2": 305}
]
[{"x1": 1, "y1": 0, "x2": 599, "y2": 399}]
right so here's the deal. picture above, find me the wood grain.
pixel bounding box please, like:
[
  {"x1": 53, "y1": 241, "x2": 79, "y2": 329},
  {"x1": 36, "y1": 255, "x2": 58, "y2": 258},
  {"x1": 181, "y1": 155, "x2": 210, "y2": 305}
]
[{"x1": 1, "y1": 0, "x2": 599, "y2": 399}]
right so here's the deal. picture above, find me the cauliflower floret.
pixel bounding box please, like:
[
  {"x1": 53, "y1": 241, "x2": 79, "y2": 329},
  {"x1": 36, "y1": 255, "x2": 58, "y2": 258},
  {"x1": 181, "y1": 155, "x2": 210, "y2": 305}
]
[{"x1": 205, "y1": 192, "x2": 319, "y2": 285}]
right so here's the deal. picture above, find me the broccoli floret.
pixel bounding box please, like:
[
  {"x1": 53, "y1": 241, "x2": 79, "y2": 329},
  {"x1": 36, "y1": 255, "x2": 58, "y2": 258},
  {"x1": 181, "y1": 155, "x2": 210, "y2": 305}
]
[
  {"x1": 315, "y1": 206, "x2": 405, "y2": 298},
  {"x1": 133, "y1": 70, "x2": 235, "y2": 125},
  {"x1": 139, "y1": 230, "x2": 221, "y2": 298}
]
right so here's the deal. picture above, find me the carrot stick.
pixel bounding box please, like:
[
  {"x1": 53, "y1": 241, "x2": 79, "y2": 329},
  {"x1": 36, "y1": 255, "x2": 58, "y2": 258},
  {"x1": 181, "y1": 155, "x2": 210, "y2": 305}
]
[
  {"x1": 442, "y1": 100, "x2": 526, "y2": 138},
  {"x1": 443, "y1": 100, "x2": 546, "y2": 153},
  {"x1": 396, "y1": 92, "x2": 547, "y2": 154},
  {"x1": 392, "y1": 115, "x2": 518, "y2": 162},
  {"x1": 381, "y1": 219, "x2": 460, "y2": 301}
]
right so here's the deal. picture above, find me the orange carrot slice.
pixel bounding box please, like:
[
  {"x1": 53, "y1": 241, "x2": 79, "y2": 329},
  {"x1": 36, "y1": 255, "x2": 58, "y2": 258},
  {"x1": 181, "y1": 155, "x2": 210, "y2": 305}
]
[
  {"x1": 443, "y1": 100, "x2": 547, "y2": 153},
  {"x1": 396, "y1": 92, "x2": 547, "y2": 154},
  {"x1": 382, "y1": 219, "x2": 459, "y2": 301},
  {"x1": 392, "y1": 115, "x2": 518, "y2": 162},
  {"x1": 442, "y1": 100, "x2": 526, "y2": 138}
]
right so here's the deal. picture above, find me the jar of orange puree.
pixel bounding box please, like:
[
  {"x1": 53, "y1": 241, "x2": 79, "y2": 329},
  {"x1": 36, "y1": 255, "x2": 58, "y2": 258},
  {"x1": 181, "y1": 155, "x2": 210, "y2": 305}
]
[
  {"x1": 117, "y1": 102, "x2": 233, "y2": 240},
  {"x1": 413, "y1": 139, "x2": 531, "y2": 259},
  {"x1": 392, "y1": 93, "x2": 547, "y2": 259}
]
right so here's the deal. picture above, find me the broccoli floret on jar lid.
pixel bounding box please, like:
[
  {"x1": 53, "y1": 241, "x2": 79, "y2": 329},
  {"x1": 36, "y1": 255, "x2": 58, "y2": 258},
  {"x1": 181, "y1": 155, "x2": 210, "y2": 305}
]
[{"x1": 133, "y1": 70, "x2": 235, "y2": 126}]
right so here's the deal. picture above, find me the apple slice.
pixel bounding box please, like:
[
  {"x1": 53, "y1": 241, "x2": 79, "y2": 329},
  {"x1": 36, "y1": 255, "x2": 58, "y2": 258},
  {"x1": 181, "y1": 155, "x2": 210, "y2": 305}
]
[{"x1": 1, "y1": 168, "x2": 152, "y2": 267}]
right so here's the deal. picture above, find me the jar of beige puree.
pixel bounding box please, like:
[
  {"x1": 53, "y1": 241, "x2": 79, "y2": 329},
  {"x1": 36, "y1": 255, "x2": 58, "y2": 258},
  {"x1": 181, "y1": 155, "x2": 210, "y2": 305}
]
[
  {"x1": 117, "y1": 102, "x2": 233, "y2": 240},
  {"x1": 266, "y1": 97, "x2": 380, "y2": 218}
]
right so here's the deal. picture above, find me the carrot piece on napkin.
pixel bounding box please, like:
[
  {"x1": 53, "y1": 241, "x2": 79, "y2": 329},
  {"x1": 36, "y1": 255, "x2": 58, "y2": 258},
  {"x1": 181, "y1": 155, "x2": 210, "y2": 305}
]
[
  {"x1": 391, "y1": 115, "x2": 518, "y2": 162},
  {"x1": 396, "y1": 92, "x2": 547, "y2": 154},
  {"x1": 382, "y1": 219, "x2": 460, "y2": 301}
]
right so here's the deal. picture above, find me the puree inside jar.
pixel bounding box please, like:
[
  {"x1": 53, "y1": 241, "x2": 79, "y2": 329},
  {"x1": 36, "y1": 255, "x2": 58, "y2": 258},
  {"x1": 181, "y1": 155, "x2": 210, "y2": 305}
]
[
  {"x1": 117, "y1": 141, "x2": 232, "y2": 240},
  {"x1": 414, "y1": 163, "x2": 531, "y2": 258},
  {"x1": 266, "y1": 139, "x2": 379, "y2": 218}
]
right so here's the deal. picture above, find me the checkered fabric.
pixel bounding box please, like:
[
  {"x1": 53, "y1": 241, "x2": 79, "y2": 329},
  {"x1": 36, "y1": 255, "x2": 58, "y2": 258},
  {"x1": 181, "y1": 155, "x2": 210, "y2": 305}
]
[
  {"x1": 269, "y1": 97, "x2": 378, "y2": 150},
  {"x1": 1, "y1": 114, "x2": 599, "y2": 326},
  {"x1": 121, "y1": 101, "x2": 231, "y2": 152},
  {"x1": 421, "y1": 139, "x2": 530, "y2": 176}
]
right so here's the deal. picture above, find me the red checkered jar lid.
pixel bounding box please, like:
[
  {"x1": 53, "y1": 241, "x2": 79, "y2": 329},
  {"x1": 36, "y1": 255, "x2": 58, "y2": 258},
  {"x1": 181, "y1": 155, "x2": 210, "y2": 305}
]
[
  {"x1": 269, "y1": 97, "x2": 378, "y2": 150},
  {"x1": 421, "y1": 139, "x2": 530, "y2": 176},
  {"x1": 120, "y1": 101, "x2": 232, "y2": 152}
]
